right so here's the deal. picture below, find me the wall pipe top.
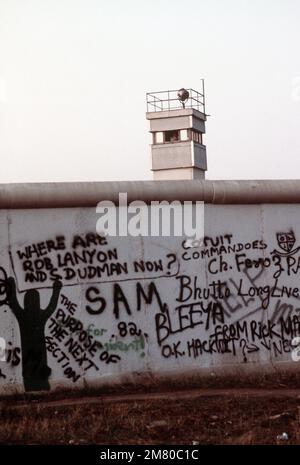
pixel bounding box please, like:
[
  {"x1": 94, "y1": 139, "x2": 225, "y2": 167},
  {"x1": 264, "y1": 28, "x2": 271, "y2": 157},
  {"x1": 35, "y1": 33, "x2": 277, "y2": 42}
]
[{"x1": 0, "y1": 180, "x2": 300, "y2": 209}]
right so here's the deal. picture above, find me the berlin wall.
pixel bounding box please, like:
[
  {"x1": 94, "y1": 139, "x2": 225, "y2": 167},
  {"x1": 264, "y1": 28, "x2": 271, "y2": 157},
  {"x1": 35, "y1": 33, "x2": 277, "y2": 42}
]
[{"x1": 1, "y1": 180, "x2": 300, "y2": 395}]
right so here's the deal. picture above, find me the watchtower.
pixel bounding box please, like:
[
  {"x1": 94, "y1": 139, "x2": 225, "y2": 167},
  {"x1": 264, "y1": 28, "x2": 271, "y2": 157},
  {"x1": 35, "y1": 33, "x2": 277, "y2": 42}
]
[{"x1": 146, "y1": 83, "x2": 207, "y2": 180}]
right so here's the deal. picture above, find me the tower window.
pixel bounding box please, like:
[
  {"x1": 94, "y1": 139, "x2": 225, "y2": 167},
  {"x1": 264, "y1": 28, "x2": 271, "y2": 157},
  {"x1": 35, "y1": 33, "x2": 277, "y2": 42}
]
[
  {"x1": 153, "y1": 129, "x2": 201, "y2": 144},
  {"x1": 192, "y1": 131, "x2": 203, "y2": 144},
  {"x1": 164, "y1": 130, "x2": 179, "y2": 142},
  {"x1": 155, "y1": 132, "x2": 164, "y2": 143},
  {"x1": 180, "y1": 129, "x2": 189, "y2": 141}
]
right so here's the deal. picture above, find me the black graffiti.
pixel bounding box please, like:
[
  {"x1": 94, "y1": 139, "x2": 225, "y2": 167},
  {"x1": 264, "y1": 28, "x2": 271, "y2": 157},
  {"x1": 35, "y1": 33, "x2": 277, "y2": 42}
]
[
  {"x1": 219, "y1": 265, "x2": 266, "y2": 321},
  {"x1": 6, "y1": 277, "x2": 62, "y2": 392},
  {"x1": 57, "y1": 248, "x2": 119, "y2": 267},
  {"x1": 60, "y1": 294, "x2": 77, "y2": 315},
  {"x1": 85, "y1": 286, "x2": 106, "y2": 315},
  {"x1": 235, "y1": 253, "x2": 300, "y2": 280},
  {"x1": 45, "y1": 336, "x2": 81, "y2": 382},
  {"x1": 64, "y1": 337, "x2": 100, "y2": 369},
  {"x1": 181, "y1": 236, "x2": 267, "y2": 261},
  {"x1": 271, "y1": 299, "x2": 300, "y2": 325},
  {"x1": 133, "y1": 260, "x2": 163, "y2": 273},
  {"x1": 185, "y1": 316, "x2": 300, "y2": 361},
  {"x1": 71, "y1": 233, "x2": 108, "y2": 249},
  {"x1": 280, "y1": 314, "x2": 300, "y2": 339},
  {"x1": 113, "y1": 284, "x2": 132, "y2": 318},
  {"x1": 176, "y1": 275, "x2": 230, "y2": 302},
  {"x1": 16, "y1": 236, "x2": 66, "y2": 259},
  {"x1": 221, "y1": 266, "x2": 300, "y2": 325},
  {"x1": 237, "y1": 278, "x2": 300, "y2": 309},
  {"x1": 49, "y1": 303, "x2": 122, "y2": 374},
  {"x1": 209, "y1": 252, "x2": 280, "y2": 276},
  {"x1": 135, "y1": 281, "x2": 165, "y2": 312},
  {"x1": 5, "y1": 343, "x2": 21, "y2": 366},
  {"x1": 15, "y1": 233, "x2": 125, "y2": 284},
  {"x1": 155, "y1": 300, "x2": 224, "y2": 346},
  {"x1": 112, "y1": 281, "x2": 166, "y2": 319},
  {"x1": 49, "y1": 310, "x2": 98, "y2": 354},
  {"x1": 235, "y1": 253, "x2": 271, "y2": 272},
  {"x1": 85, "y1": 281, "x2": 165, "y2": 319},
  {"x1": 117, "y1": 321, "x2": 142, "y2": 337},
  {"x1": 22, "y1": 251, "x2": 127, "y2": 283},
  {"x1": 161, "y1": 341, "x2": 185, "y2": 358},
  {"x1": 98, "y1": 351, "x2": 121, "y2": 364},
  {"x1": 16, "y1": 233, "x2": 107, "y2": 260}
]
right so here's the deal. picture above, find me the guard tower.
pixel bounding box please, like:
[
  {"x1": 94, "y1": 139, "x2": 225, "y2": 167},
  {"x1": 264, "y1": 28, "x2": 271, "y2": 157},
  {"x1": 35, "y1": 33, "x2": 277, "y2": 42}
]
[{"x1": 146, "y1": 84, "x2": 207, "y2": 180}]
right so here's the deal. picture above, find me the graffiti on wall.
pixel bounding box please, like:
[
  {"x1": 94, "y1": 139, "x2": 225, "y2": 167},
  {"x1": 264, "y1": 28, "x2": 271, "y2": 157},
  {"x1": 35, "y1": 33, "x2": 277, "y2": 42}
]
[{"x1": 0, "y1": 206, "x2": 300, "y2": 393}]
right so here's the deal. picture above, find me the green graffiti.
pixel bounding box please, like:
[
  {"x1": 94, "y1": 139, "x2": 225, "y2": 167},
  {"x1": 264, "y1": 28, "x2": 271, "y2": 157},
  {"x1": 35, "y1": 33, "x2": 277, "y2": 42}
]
[
  {"x1": 87, "y1": 324, "x2": 107, "y2": 337},
  {"x1": 103, "y1": 334, "x2": 146, "y2": 355}
]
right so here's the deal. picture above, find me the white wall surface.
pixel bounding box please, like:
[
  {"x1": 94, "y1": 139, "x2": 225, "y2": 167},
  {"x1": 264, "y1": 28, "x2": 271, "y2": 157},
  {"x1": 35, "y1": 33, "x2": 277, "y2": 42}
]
[{"x1": 0, "y1": 204, "x2": 300, "y2": 394}]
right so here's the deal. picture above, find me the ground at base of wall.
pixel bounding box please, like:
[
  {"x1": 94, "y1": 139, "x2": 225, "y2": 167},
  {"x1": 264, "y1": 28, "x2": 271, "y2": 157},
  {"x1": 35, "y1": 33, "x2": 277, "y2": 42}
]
[
  {"x1": 2, "y1": 388, "x2": 300, "y2": 444},
  {"x1": 3, "y1": 370, "x2": 300, "y2": 403}
]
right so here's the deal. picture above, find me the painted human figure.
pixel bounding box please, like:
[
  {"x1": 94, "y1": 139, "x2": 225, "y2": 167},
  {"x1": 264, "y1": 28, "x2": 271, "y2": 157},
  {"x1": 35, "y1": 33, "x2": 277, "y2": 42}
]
[{"x1": 6, "y1": 277, "x2": 62, "y2": 392}]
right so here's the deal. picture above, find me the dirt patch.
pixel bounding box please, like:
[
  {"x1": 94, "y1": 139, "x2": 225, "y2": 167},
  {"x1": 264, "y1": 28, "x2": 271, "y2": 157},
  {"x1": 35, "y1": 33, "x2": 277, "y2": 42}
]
[
  {"x1": 2, "y1": 370, "x2": 300, "y2": 404},
  {"x1": 1, "y1": 388, "x2": 300, "y2": 444}
]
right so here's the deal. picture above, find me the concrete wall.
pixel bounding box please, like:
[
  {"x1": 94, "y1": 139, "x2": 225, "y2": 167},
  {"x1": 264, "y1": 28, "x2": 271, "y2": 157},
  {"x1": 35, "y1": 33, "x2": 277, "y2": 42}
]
[{"x1": 1, "y1": 180, "x2": 300, "y2": 394}]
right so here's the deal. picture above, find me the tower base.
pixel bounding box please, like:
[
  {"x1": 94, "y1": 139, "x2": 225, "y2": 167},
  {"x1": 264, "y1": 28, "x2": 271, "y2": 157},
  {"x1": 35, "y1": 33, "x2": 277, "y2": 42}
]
[{"x1": 153, "y1": 168, "x2": 205, "y2": 181}]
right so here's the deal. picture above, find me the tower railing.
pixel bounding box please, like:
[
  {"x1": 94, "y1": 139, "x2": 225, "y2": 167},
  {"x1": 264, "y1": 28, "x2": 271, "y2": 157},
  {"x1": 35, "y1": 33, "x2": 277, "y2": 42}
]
[{"x1": 146, "y1": 84, "x2": 205, "y2": 114}]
